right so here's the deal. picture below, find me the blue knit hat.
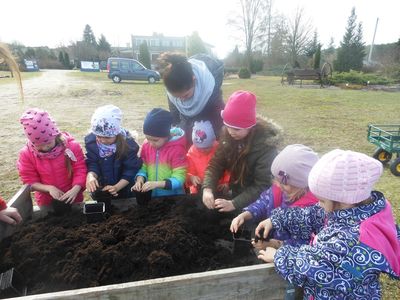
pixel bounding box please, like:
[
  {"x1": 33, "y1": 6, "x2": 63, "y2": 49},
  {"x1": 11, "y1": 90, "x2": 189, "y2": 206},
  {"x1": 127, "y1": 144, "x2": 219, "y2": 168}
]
[{"x1": 143, "y1": 108, "x2": 172, "y2": 137}]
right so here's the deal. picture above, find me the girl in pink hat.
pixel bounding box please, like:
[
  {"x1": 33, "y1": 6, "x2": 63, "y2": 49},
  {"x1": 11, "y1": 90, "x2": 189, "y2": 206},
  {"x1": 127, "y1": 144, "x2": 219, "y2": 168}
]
[
  {"x1": 202, "y1": 90, "x2": 282, "y2": 212},
  {"x1": 255, "y1": 149, "x2": 400, "y2": 299},
  {"x1": 17, "y1": 108, "x2": 87, "y2": 211}
]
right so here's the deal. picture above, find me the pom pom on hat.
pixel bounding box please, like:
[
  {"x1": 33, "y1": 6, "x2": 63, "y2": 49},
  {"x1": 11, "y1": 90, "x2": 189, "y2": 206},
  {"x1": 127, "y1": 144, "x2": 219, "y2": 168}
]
[
  {"x1": 143, "y1": 108, "x2": 173, "y2": 137},
  {"x1": 20, "y1": 108, "x2": 60, "y2": 145},
  {"x1": 221, "y1": 90, "x2": 257, "y2": 129},
  {"x1": 308, "y1": 149, "x2": 383, "y2": 204},
  {"x1": 192, "y1": 120, "x2": 216, "y2": 148},
  {"x1": 271, "y1": 144, "x2": 319, "y2": 188},
  {"x1": 91, "y1": 105, "x2": 122, "y2": 137}
]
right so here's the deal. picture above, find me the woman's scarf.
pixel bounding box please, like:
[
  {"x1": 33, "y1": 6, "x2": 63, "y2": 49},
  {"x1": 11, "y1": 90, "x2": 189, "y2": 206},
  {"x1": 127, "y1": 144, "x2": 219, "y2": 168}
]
[{"x1": 167, "y1": 59, "x2": 215, "y2": 117}]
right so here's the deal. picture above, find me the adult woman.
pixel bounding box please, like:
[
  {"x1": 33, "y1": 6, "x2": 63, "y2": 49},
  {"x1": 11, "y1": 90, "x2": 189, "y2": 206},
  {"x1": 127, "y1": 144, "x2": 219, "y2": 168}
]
[{"x1": 160, "y1": 53, "x2": 224, "y2": 145}]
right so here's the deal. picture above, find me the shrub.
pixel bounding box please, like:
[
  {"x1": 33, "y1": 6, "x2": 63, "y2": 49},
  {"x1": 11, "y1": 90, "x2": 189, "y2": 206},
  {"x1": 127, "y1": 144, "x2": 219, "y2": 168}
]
[
  {"x1": 331, "y1": 70, "x2": 395, "y2": 85},
  {"x1": 238, "y1": 68, "x2": 251, "y2": 79}
]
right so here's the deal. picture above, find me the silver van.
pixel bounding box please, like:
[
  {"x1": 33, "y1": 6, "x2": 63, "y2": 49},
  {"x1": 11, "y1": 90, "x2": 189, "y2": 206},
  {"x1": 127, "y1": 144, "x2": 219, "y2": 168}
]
[{"x1": 107, "y1": 57, "x2": 161, "y2": 83}]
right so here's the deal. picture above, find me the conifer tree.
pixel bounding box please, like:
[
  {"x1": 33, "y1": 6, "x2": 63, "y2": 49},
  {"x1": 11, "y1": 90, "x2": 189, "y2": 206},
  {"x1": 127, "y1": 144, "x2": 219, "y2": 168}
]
[{"x1": 138, "y1": 41, "x2": 151, "y2": 69}]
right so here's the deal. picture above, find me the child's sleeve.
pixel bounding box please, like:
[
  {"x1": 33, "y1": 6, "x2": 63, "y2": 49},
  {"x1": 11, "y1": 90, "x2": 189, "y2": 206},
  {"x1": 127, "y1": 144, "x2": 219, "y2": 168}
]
[
  {"x1": 70, "y1": 142, "x2": 88, "y2": 188},
  {"x1": 85, "y1": 138, "x2": 101, "y2": 176},
  {"x1": 0, "y1": 197, "x2": 7, "y2": 211},
  {"x1": 165, "y1": 146, "x2": 187, "y2": 190},
  {"x1": 243, "y1": 186, "x2": 274, "y2": 222},
  {"x1": 121, "y1": 140, "x2": 142, "y2": 183},
  {"x1": 271, "y1": 205, "x2": 326, "y2": 240},
  {"x1": 136, "y1": 143, "x2": 148, "y2": 180},
  {"x1": 17, "y1": 148, "x2": 41, "y2": 185},
  {"x1": 186, "y1": 152, "x2": 197, "y2": 177},
  {"x1": 203, "y1": 143, "x2": 227, "y2": 191}
]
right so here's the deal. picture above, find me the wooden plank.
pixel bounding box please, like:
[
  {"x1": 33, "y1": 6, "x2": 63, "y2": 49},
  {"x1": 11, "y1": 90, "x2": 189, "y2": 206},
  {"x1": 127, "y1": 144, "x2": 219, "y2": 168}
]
[
  {"x1": 14, "y1": 264, "x2": 286, "y2": 300},
  {"x1": 0, "y1": 185, "x2": 32, "y2": 241}
]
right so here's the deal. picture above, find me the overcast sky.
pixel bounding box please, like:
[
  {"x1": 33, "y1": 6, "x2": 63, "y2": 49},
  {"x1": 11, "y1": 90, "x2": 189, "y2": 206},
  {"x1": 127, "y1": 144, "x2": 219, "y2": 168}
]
[{"x1": 0, "y1": 0, "x2": 399, "y2": 58}]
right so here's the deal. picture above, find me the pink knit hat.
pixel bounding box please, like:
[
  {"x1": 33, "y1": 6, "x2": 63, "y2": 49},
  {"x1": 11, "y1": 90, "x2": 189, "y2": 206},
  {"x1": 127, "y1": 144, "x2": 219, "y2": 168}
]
[
  {"x1": 271, "y1": 144, "x2": 319, "y2": 188},
  {"x1": 20, "y1": 108, "x2": 60, "y2": 145},
  {"x1": 308, "y1": 149, "x2": 383, "y2": 204},
  {"x1": 221, "y1": 91, "x2": 257, "y2": 129}
]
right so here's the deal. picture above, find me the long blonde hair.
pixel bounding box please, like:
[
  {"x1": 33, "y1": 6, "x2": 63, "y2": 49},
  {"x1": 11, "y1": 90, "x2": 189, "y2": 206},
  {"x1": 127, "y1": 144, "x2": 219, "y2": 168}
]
[{"x1": 0, "y1": 42, "x2": 23, "y2": 100}]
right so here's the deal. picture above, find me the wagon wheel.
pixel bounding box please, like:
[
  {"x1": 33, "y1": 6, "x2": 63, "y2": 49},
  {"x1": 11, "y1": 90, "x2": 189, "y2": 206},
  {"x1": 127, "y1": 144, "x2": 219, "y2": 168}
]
[
  {"x1": 320, "y1": 62, "x2": 333, "y2": 86},
  {"x1": 390, "y1": 157, "x2": 400, "y2": 176},
  {"x1": 281, "y1": 63, "x2": 291, "y2": 85},
  {"x1": 372, "y1": 148, "x2": 392, "y2": 164}
]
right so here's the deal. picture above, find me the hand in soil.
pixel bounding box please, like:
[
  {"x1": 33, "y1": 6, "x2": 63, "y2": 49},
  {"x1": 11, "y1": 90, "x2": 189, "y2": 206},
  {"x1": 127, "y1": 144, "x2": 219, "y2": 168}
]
[
  {"x1": 215, "y1": 198, "x2": 235, "y2": 212},
  {"x1": 202, "y1": 188, "x2": 215, "y2": 209},
  {"x1": 59, "y1": 185, "x2": 81, "y2": 204},
  {"x1": 132, "y1": 176, "x2": 145, "y2": 192},
  {"x1": 102, "y1": 185, "x2": 119, "y2": 197},
  {"x1": 48, "y1": 186, "x2": 65, "y2": 200},
  {"x1": 255, "y1": 218, "x2": 273, "y2": 240},
  {"x1": 257, "y1": 247, "x2": 276, "y2": 263},
  {"x1": 0, "y1": 207, "x2": 22, "y2": 225}
]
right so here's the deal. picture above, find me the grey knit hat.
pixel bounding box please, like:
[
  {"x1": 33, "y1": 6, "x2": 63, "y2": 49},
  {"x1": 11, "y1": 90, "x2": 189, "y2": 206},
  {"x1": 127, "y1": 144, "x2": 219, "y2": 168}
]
[{"x1": 271, "y1": 144, "x2": 319, "y2": 188}]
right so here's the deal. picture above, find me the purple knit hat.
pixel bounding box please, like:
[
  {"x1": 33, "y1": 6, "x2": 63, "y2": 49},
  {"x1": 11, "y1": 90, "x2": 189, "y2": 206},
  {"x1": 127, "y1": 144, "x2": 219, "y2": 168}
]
[
  {"x1": 308, "y1": 149, "x2": 383, "y2": 204},
  {"x1": 271, "y1": 144, "x2": 319, "y2": 188},
  {"x1": 20, "y1": 108, "x2": 60, "y2": 145}
]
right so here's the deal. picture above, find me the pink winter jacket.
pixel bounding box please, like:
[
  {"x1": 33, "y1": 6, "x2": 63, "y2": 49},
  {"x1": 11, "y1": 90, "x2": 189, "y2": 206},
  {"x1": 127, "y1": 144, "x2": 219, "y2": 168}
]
[{"x1": 17, "y1": 132, "x2": 87, "y2": 206}]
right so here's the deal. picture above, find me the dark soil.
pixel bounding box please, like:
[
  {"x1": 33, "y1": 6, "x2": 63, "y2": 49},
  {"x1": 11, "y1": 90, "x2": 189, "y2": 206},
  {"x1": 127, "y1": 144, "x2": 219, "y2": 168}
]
[{"x1": 0, "y1": 196, "x2": 257, "y2": 297}]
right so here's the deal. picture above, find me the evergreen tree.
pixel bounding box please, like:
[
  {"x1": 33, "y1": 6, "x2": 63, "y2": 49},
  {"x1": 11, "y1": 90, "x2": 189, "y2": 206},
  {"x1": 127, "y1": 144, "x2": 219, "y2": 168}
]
[
  {"x1": 138, "y1": 41, "x2": 151, "y2": 69},
  {"x1": 58, "y1": 51, "x2": 64, "y2": 66},
  {"x1": 98, "y1": 34, "x2": 111, "y2": 52},
  {"x1": 187, "y1": 31, "x2": 207, "y2": 57},
  {"x1": 334, "y1": 7, "x2": 365, "y2": 72},
  {"x1": 63, "y1": 52, "x2": 70, "y2": 69},
  {"x1": 25, "y1": 47, "x2": 36, "y2": 59},
  {"x1": 313, "y1": 44, "x2": 321, "y2": 69},
  {"x1": 306, "y1": 31, "x2": 319, "y2": 57},
  {"x1": 83, "y1": 24, "x2": 97, "y2": 46}
]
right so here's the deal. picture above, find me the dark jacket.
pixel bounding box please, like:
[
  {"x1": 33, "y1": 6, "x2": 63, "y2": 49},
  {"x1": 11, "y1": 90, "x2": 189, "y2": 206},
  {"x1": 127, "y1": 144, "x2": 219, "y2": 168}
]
[
  {"x1": 203, "y1": 118, "x2": 282, "y2": 210},
  {"x1": 168, "y1": 54, "x2": 225, "y2": 144},
  {"x1": 85, "y1": 132, "x2": 142, "y2": 195}
]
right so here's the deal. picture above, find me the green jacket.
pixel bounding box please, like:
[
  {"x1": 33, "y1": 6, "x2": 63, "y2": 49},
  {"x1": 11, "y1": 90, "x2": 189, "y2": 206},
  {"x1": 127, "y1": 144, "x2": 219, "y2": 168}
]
[{"x1": 203, "y1": 118, "x2": 282, "y2": 210}]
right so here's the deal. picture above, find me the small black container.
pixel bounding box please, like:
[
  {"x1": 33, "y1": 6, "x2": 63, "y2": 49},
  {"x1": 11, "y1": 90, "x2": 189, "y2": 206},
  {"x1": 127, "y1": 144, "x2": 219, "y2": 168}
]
[
  {"x1": 91, "y1": 189, "x2": 112, "y2": 212},
  {"x1": 0, "y1": 268, "x2": 27, "y2": 298},
  {"x1": 232, "y1": 228, "x2": 253, "y2": 255},
  {"x1": 83, "y1": 202, "x2": 105, "y2": 223},
  {"x1": 51, "y1": 199, "x2": 72, "y2": 216},
  {"x1": 135, "y1": 191, "x2": 152, "y2": 206}
]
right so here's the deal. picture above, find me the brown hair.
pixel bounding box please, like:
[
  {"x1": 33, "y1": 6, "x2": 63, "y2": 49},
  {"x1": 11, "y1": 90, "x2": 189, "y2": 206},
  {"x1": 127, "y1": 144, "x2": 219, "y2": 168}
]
[
  {"x1": 55, "y1": 135, "x2": 72, "y2": 178},
  {"x1": 158, "y1": 52, "x2": 194, "y2": 93},
  {"x1": 0, "y1": 43, "x2": 23, "y2": 100},
  {"x1": 221, "y1": 126, "x2": 257, "y2": 186},
  {"x1": 115, "y1": 134, "x2": 129, "y2": 160}
]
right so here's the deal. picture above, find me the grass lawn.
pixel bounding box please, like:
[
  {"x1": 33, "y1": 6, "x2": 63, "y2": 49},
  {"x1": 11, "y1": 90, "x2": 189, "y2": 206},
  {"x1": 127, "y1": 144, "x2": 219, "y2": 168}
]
[
  {"x1": 1, "y1": 72, "x2": 399, "y2": 298},
  {"x1": 0, "y1": 70, "x2": 42, "y2": 84}
]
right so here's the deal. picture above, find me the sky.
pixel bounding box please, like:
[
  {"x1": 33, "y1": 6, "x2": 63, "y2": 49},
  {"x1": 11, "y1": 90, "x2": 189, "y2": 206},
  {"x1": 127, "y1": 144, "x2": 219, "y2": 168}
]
[{"x1": 0, "y1": 0, "x2": 399, "y2": 59}]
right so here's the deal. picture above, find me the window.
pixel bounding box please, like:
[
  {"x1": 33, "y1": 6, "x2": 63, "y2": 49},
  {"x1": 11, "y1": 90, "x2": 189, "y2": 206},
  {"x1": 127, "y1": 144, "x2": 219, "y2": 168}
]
[
  {"x1": 120, "y1": 61, "x2": 130, "y2": 71},
  {"x1": 131, "y1": 61, "x2": 143, "y2": 71}
]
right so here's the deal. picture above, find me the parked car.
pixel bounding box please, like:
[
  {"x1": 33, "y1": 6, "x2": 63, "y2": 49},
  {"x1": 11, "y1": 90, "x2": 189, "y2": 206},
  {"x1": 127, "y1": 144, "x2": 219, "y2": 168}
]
[{"x1": 107, "y1": 57, "x2": 161, "y2": 83}]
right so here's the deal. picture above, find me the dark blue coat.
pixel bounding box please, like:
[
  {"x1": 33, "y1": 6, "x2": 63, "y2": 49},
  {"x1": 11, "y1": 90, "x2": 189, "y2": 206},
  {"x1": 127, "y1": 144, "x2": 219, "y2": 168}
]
[{"x1": 85, "y1": 132, "x2": 142, "y2": 190}]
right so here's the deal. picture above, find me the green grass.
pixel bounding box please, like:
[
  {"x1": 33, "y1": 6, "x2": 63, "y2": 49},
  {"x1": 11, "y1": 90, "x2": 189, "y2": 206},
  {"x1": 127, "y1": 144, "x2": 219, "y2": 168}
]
[
  {"x1": 1, "y1": 72, "x2": 399, "y2": 297},
  {"x1": 0, "y1": 70, "x2": 42, "y2": 84}
]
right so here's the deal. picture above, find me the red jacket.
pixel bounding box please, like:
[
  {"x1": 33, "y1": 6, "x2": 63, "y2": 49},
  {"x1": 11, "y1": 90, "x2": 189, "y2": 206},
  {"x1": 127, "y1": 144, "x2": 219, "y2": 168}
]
[
  {"x1": 17, "y1": 132, "x2": 87, "y2": 206},
  {"x1": 0, "y1": 197, "x2": 6, "y2": 211},
  {"x1": 186, "y1": 141, "x2": 230, "y2": 194}
]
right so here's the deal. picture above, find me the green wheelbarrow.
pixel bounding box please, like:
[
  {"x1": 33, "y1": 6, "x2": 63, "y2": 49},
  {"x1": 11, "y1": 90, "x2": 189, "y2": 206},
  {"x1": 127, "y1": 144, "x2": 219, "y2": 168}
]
[{"x1": 367, "y1": 124, "x2": 400, "y2": 176}]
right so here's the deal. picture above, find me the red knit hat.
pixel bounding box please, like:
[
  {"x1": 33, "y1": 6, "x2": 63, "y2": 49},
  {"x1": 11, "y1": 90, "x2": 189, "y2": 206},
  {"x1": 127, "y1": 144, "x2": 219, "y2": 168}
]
[{"x1": 221, "y1": 91, "x2": 257, "y2": 129}]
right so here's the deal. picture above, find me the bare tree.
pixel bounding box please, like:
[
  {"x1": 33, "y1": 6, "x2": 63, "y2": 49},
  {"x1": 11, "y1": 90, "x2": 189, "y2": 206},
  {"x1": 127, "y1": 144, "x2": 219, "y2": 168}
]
[
  {"x1": 286, "y1": 7, "x2": 314, "y2": 67},
  {"x1": 228, "y1": 0, "x2": 272, "y2": 69}
]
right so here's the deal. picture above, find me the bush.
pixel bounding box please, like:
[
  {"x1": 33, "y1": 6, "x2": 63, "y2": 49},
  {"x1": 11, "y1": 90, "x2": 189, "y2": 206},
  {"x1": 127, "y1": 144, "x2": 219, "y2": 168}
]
[
  {"x1": 238, "y1": 68, "x2": 251, "y2": 79},
  {"x1": 331, "y1": 70, "x2": 395, "y2": 85}
]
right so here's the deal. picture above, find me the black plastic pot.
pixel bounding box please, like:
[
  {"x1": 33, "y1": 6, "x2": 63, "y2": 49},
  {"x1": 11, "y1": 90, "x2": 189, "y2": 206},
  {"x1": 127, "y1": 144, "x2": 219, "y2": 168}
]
[
  {"x1": 83, "y1": 202, "x2": 105, "y2": 223},
  {"x1": 51, "y1": 199, "x2": 72, "y2": 216},
  {"x1": 135, "y1": 191, "x2": 152, "y2": 206},
  {"x1": 0, "y1": 268, "x2": 27, "y2": 298},
  {"x1": 91, "y1": 189, "x2": 112, "y2": 212}
]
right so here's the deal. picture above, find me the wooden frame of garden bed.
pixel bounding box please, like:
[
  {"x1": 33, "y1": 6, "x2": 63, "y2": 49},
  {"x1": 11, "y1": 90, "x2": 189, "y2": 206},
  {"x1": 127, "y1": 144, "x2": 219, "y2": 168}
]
[{"x1": 0, "y1": 185, "x2": 287, "y2": 300}]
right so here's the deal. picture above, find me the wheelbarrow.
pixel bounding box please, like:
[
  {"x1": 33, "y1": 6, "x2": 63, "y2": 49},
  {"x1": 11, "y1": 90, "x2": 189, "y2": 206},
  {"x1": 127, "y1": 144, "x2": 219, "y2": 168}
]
[{"x1": 367, "y1": 124, "x2": 400, "y2": 176}]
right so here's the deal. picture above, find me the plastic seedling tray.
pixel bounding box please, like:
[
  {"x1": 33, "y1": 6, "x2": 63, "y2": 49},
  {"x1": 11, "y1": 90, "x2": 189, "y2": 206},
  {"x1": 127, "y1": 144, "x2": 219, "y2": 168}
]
[
  {"x1": 0, "y1": 268, "x2": 27, "y2": 298},
  {"x1": 83, "y1": 201, "x2": 105, "y2": 223}
]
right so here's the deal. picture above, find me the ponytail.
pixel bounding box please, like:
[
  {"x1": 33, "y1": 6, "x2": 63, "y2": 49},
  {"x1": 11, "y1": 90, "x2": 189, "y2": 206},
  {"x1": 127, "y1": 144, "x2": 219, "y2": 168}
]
[{"x1": 0, "y1": 43, "x2": 23, "y2": 100}]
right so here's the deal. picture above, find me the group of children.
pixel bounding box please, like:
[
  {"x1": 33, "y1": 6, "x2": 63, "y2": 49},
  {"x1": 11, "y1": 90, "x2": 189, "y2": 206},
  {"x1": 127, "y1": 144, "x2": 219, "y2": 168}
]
[{"x1": 12, "y1": 89, "x2": 400, "y2": 299}]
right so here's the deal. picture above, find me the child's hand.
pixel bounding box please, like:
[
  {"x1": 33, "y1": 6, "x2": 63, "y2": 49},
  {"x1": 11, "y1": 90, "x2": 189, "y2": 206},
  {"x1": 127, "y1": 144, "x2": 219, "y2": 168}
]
[
  {"x1": 257, "y1": 247, "x2": 277, "y2": 263},
  {"x1": 215, "y1": 198, "x2": 235, "y2": 212},
  {"x1": 132, "y1": 176, "x2": 145, "y2": 192},
  {"x1": 230, "y1": 213, "x2": 246, "y2": 233},
  {"x1": 252, "y1": 239, "x2": 283, "y2": 251},
  {"x1": 190, "y1": 175, "x2": 202, "y2": 186},
  {"x1": 59, "y1": 185, "x2": 81, "y2": 204},
  {"x1": 255, "y1": 218, "x2": 273, "y2": 240},
  {"x1": 0, "y1": 207, "x2": 22, "y2": 225},
  {"x1": 102, "y1": 185, "x2": 119, "y2": 197},
  {"x1": 202, "y1": 188, "x2": 215, "y2": 209},
  {"x1": 48, "y1": 186, "x2": 65, "y2": 200},
  {"x1": 217, "y1": 183, "x2": 229, "y2": 194},
  {"x1": 86, "y1": 172, "x2": 99, "y2": 193},
  {"x1": 141, "y1": 181, "x2": 164, "y2": 192}
]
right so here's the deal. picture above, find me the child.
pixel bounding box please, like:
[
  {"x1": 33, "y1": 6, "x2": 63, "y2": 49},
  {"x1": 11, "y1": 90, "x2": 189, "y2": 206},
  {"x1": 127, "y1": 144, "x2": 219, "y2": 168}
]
[
  {"x1": 202, "y1": 90, "x2": 282, "y2": 212},
  {"x1": 230, "y1": 144, "x2": 319, "y2": 247},
  {"x1": 256, "y1": 149, "x2": 400, "y2": 299},
  {"x1": 85, "y1": 105, "x2": 142, "y2": 199},
  {"x1": 186, "y1": 120, "x2": 230, "y2": 195},
  {"x1": 17, "y1": 108, "x2": 87, "y2": 210},
  {"x1": 132, "y1": 108, "x2": 187, "y2": 198}
]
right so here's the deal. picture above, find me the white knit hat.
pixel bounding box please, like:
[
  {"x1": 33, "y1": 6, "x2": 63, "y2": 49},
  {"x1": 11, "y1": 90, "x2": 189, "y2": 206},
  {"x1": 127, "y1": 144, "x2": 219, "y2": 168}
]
[
  {"x1": 271, "y1": 144, "x2": 319, "y2": 188},
  {"x1": 91, "y1": 105, "x2": 122, "y2": 137},
  {"x1": 308, "y1": 149, "x2": 383, "y2": 204},
  {"x1": 192, "y1": 120, "x2": 216, "y2": 148}
]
